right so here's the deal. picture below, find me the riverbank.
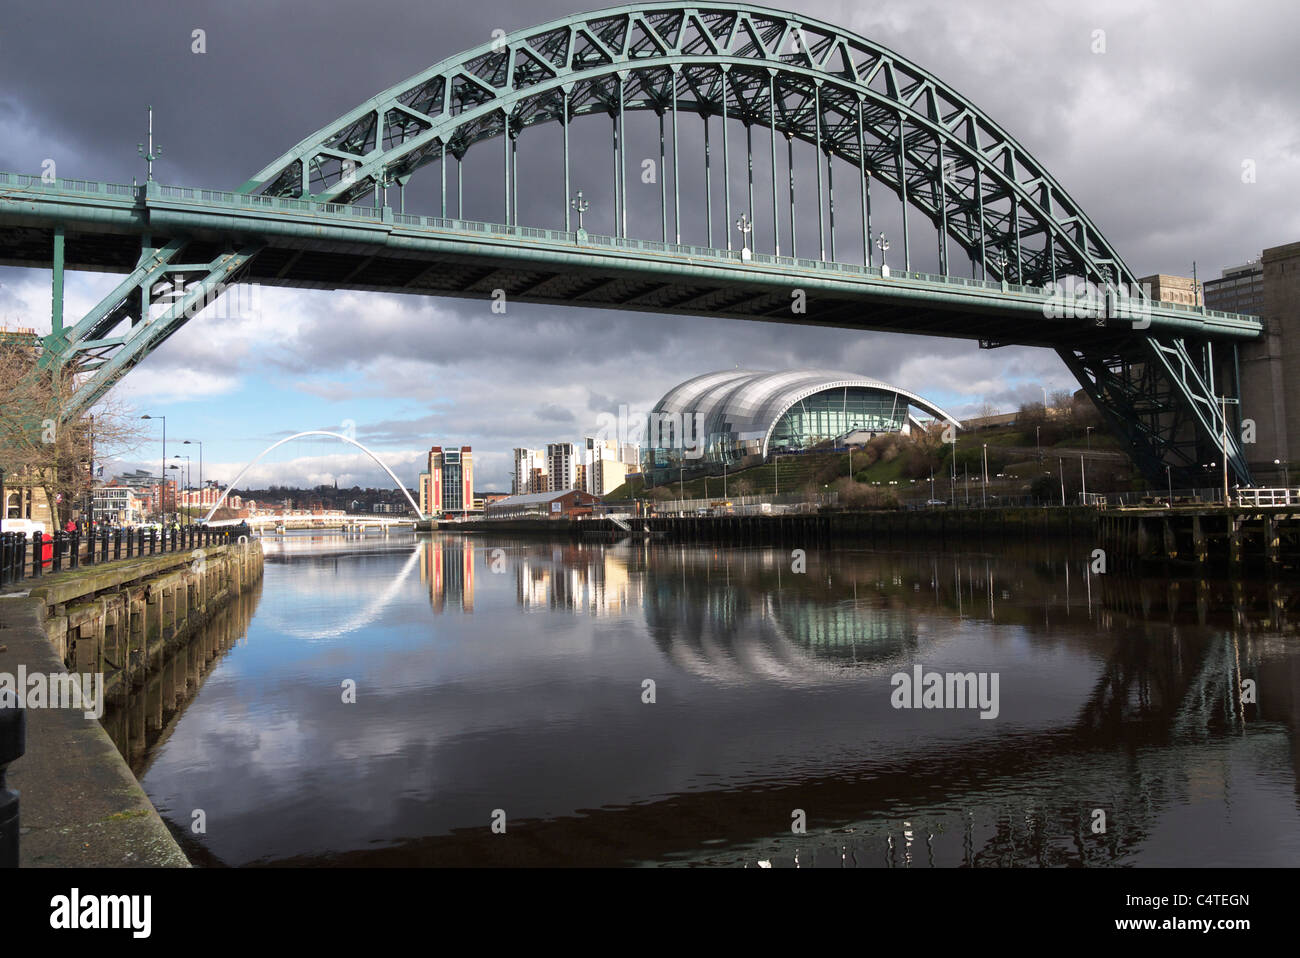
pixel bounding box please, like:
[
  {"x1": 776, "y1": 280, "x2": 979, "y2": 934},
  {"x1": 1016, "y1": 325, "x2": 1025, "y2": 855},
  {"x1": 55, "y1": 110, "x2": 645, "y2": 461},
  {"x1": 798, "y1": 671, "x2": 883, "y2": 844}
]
[
  {"x1": 0, "y1": 541, "x2": 263, "y2": 866},
  {"x1": 449, "y1": 506, "x2": 1300, "y2": 569},
  {"x1": 445, "y1": 507, "x2": 1099, "y2": 544}
]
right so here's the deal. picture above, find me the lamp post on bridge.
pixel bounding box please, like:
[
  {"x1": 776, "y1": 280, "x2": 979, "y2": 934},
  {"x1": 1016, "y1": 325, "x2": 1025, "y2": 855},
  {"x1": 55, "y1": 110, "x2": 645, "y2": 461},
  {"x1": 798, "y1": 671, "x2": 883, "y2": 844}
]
[
  {"x1": 876, "y1": 232, "x2": 890, "y2": 276},
  {"x1": 735, "y1": 213, "x2": 753, "y2": 261},
  {"x1": 570, "y1": 190, "x2": 590, "y2": 232},
  {"x1": 137, "y1": 105, "x2": 162, "y2": 182}
]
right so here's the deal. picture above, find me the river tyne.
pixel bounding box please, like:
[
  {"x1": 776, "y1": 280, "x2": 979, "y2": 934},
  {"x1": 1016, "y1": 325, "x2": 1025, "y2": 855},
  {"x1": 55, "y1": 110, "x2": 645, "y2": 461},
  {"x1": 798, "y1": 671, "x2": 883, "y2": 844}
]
[{"x1": 104, "y1": 530, "x2": 1300, "y2": 868}]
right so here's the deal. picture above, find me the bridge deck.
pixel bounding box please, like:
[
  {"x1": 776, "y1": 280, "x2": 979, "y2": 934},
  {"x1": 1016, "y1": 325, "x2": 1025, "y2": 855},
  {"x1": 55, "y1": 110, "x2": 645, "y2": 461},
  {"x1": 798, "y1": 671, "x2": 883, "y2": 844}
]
[{"x1": 0, "y1": 172, "x2": 1261, "y2": 347}]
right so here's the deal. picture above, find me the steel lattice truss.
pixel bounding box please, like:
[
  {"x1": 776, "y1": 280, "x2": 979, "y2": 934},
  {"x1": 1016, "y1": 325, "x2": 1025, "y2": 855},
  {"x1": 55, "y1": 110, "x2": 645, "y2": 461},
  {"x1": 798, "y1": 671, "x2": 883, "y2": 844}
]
[
  {"x1": 29, "y1": 2, "x2": 1255, "y2": 485},
  {"x1": 244, "y1": 1, "x2": 1131, "y2": 290}
]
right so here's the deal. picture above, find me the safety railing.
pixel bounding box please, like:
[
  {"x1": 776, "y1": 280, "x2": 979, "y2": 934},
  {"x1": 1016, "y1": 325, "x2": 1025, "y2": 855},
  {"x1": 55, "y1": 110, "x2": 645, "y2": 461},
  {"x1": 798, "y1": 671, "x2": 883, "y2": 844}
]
[
  {"x1": 1233, "y1": 488, "x2": 1300, "y2": 507},
  {"x1": 0, "y1": 524, "x2": 250, "y2": 588}
]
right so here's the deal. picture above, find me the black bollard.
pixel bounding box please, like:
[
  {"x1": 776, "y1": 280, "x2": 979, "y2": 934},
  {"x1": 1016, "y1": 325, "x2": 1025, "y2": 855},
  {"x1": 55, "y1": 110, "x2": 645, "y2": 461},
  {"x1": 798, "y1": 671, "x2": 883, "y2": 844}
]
[{"x1": 0, "y1": 689, "x2": 25, "y2": 868}]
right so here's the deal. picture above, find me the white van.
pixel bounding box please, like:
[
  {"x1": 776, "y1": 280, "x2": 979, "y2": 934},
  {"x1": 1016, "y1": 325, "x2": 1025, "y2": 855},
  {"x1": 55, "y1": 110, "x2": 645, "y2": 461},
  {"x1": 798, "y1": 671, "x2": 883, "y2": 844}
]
[{"x1": 2, "y1": 518, "x2": 47, "y2": 535}]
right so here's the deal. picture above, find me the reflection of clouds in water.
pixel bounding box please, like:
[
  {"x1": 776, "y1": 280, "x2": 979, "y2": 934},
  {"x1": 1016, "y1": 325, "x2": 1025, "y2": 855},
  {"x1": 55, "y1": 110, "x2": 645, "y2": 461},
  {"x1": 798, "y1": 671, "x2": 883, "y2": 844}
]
[
  {"x1": 137, "y1": 534, "x2": 1300, "y2": 868},
  {"x1": 258, "y1": 548, "x2": 422, "y2": 641}
]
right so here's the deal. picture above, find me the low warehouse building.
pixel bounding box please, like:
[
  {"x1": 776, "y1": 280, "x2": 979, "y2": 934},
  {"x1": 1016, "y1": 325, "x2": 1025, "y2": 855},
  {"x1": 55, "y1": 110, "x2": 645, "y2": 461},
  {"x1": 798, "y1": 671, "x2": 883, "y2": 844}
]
[{"x1": 484, "y1": 489, "x2": 600, "y2": 520}]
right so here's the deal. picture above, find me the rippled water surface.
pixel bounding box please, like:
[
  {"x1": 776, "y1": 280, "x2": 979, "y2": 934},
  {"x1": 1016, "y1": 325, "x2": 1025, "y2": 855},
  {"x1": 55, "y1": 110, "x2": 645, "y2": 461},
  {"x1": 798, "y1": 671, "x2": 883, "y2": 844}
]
[{"x1": 109, "y1": 531, "x2": 1300, "y2": 867}]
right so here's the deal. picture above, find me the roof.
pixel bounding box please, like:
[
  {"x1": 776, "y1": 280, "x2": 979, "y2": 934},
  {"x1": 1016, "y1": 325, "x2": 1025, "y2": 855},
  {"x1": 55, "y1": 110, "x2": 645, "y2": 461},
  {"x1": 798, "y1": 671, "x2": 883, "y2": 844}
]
[{"x1": 651, "y1": 369, "x2": 958, "y2": 457}]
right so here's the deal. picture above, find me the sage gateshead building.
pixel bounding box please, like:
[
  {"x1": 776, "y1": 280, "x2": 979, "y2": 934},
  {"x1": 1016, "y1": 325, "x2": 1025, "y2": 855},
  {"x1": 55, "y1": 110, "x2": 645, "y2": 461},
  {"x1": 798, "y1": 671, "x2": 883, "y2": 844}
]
[{"x1": 642, "y1": 369, "x2": 958, "y2": 483}]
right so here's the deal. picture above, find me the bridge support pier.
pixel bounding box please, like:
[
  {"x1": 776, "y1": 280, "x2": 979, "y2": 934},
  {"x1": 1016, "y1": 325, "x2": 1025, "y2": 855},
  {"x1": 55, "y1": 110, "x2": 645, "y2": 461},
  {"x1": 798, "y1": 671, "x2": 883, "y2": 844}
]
[{"x1": 51, "y1": 224, "x2": 65, "y2": 338}]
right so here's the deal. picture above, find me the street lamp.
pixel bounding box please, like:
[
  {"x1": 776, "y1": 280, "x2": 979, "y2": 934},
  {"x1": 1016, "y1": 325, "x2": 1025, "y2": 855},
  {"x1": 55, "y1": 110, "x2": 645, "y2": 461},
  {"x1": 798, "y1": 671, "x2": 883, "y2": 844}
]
[
  {"x1": 570, "y1": 190, "x2": 590, "y2": 231},
  {"x1": 876, "y1": 232, "x2": 891, "y2": 275},
  {"x1": 1036, "y1": 425, "x2": 1042, "y2": 462},
  {"x1": 735, "y1": 213, "x2": 753, "y2": 260},
  {"x1": 168, "y1": 464, "x2": 183, "y2": 523},
  {"x1": 172, "y1": 455, "x2": 191, "y2": 523},
  {"x1": 142, "y1": 414, "x2": 165, "y2": 521},
  {"x1": 982, "y1": 443, "x2": 988, "y2": 509},
  {"x1": 137, "y1": 105, "x2": 162, "y2": 182},
  {"x1": 184, "y1": 439, "x2": 203, "y2": 516}
]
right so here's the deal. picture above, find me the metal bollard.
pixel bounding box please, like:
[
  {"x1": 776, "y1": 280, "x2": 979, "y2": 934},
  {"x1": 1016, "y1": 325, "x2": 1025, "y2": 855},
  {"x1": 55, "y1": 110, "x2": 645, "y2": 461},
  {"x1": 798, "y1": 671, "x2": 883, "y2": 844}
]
[{"x1": 0, "y1": 689, "x2": 25, "y2": 868}]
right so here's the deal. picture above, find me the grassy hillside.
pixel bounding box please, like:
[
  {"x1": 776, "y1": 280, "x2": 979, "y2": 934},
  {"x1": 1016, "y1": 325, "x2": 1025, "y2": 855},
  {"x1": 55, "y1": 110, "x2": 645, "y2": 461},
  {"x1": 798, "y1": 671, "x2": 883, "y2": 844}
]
[{"x1": 606, "y1": 453, "x2": 846, "y2": 500}]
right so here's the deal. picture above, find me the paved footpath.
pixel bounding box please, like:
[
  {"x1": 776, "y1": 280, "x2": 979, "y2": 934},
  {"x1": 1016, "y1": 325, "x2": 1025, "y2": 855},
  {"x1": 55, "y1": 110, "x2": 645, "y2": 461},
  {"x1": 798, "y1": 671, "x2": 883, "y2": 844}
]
[{"x1": 0, "y1": 592, "x2": 189, "y2": 867}]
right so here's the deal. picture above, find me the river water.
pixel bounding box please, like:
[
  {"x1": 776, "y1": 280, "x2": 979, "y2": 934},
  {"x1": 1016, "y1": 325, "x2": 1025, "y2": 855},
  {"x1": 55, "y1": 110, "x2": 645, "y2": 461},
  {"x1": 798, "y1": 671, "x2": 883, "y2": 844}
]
[{"x1": 105, "y1": 530, "x2": 1300, "y2": 867}]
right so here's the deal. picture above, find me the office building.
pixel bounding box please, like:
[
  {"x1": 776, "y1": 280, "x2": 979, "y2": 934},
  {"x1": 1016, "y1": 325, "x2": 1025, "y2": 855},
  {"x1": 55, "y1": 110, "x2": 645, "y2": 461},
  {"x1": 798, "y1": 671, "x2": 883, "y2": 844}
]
[
  {"x1": 546, "y1": 442, "x2": 578, "y2": 492},
  {"x1": 426, "y1": 445, "x2": 475, "y2": 516}
]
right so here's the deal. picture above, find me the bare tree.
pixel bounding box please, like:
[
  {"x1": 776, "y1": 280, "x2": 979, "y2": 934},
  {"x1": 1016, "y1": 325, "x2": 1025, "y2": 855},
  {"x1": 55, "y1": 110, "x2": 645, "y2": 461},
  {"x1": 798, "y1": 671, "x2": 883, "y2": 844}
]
[{"x1": 0, "y1": 336, "x2": 146, "y2": 525}]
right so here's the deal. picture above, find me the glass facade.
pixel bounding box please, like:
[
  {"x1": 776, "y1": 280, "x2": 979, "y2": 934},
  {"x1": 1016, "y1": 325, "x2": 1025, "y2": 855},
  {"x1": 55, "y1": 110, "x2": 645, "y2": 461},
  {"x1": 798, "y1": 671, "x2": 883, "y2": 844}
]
[
  {"x1": 647, "y1": 385, "x2": 910, "y2": 470},
  {"x1": 641, "y1": 370, "x2": 954, "y2": 486},
  {"x1": 441, "y1": 450, "x2": 464, "y2": 512},
  {"x1": 768, "y1": 388, "x2": 906, "y2": 453}
]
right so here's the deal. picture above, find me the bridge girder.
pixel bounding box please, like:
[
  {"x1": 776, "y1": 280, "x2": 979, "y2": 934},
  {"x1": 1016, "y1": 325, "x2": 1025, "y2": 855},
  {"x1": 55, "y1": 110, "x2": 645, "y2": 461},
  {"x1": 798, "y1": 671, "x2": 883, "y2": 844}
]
[{"x1": 13, "y1": 2, "x2": 1258, "y2": 486}]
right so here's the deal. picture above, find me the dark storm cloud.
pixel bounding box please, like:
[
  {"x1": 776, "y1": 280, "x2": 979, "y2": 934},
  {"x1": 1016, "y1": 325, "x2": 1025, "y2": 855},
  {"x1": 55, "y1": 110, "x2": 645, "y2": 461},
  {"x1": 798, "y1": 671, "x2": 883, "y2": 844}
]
[
  {"x1": 3, "y1": 0, "x2": 1298, "y2": 489},
  {"x1": 4, "y1": 0, "x2": 1295, "y2": 271}
]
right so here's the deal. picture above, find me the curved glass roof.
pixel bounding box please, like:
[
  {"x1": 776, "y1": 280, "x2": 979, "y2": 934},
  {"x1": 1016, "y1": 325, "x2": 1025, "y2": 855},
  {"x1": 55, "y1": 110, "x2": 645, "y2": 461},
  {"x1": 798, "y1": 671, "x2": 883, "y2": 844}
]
[{"x1": 651, "y1": 369, "x2": 958, "y2": 457}]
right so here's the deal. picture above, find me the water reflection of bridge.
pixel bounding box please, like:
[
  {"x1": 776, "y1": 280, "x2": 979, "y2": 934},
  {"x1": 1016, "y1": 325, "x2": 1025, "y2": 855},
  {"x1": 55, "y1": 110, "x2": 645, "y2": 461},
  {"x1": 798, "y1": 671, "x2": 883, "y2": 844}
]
[
  {"x1": 134, "y1": 536, "x2": 1298, "y2": 866},
  {"x1": 435, "y1": 541, "x2": 1295, "y2": 866}
]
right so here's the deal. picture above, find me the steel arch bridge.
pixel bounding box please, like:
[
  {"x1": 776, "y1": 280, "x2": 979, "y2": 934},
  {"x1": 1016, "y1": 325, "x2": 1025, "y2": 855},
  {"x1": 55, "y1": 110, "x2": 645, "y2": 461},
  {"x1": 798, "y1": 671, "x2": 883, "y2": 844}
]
[
  {"x1": 200, "y1": 431, "x2": 426, "y2": 522},
  {"x1": 0, "y1": 2, "x2": 1261, "y2": 486}
]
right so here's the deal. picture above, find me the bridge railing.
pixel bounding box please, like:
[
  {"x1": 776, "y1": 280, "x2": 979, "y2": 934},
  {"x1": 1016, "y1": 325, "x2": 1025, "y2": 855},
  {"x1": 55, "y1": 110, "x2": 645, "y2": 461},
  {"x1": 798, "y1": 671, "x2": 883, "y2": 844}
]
[{"x1": 0, "y1": 171, "x2": 140, "y2": 198}]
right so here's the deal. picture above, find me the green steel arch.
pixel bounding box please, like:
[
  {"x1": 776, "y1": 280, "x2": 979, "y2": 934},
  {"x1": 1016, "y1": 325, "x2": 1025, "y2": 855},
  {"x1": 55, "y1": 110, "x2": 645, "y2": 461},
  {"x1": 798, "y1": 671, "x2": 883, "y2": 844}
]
[
  {"x1": 240, "y1": 1, "x2": 1131, "y2": 290},
  {"x1": 18, "y1": 2, "x2": 1257, "y2": 486}
]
